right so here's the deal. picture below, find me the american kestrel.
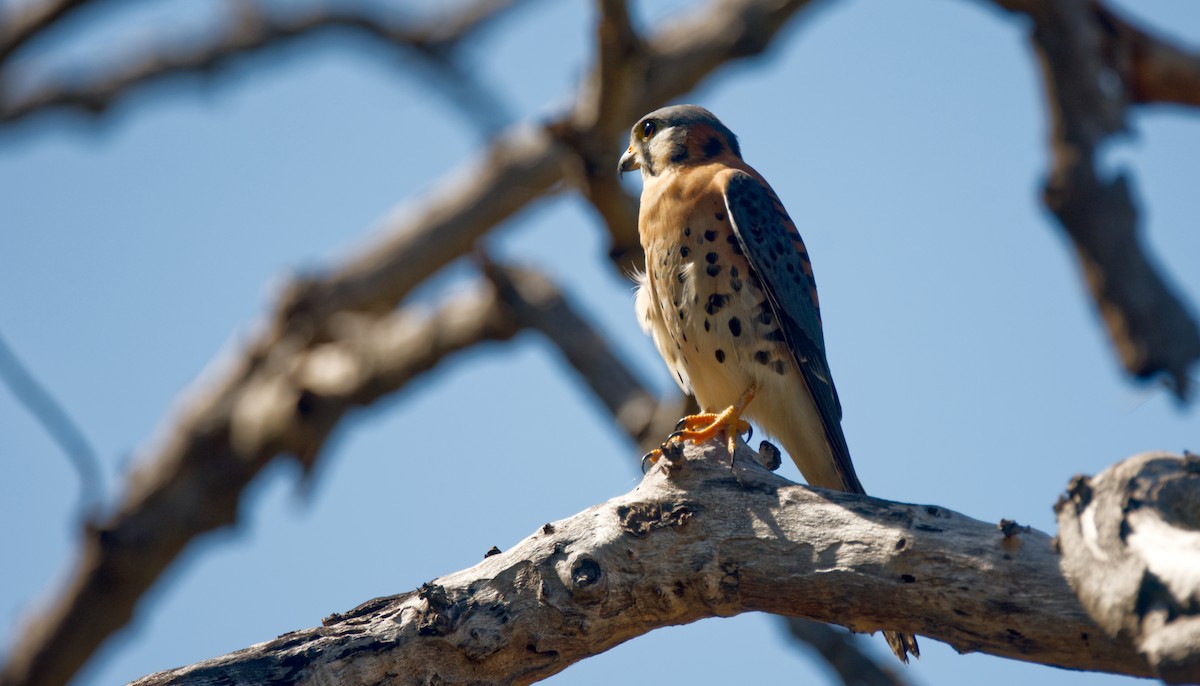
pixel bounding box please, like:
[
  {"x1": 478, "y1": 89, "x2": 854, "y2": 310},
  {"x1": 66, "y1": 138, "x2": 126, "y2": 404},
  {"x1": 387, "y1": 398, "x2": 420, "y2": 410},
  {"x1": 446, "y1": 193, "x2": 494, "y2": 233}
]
[{"x1": 618, "y1": 104, "x2": 919, "y2": 662}]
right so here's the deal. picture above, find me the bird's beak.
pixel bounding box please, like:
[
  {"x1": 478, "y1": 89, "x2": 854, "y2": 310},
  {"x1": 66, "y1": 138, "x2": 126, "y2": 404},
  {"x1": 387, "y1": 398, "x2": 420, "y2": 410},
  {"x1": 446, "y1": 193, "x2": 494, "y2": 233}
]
[{"x1": 618, "y1": 146, "x2": 639, "y2": 178}]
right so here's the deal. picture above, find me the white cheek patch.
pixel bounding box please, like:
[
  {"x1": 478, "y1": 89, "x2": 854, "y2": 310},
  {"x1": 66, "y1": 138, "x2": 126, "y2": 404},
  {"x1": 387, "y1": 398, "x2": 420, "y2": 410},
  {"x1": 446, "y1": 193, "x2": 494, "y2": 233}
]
[{"x1": 646, "y1": 126, "x2": 687, "y2": 168}]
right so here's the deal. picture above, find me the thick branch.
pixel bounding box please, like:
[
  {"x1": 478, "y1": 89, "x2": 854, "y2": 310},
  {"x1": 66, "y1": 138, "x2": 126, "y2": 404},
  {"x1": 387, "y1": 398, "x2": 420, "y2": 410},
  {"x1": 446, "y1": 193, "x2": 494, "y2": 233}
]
[
  {"x1": 1056, "y1": 451, "x2": 1200, "y2": 684},
  {"x1": 0, "y1": 282, "x2": 521, "y2": 686},
  {"x1": 986, "y1": 0, "x2": 1200, "y2": 399},
  {"x1": 129, "y1": 442, "x2": 1153, "y2": 685}
]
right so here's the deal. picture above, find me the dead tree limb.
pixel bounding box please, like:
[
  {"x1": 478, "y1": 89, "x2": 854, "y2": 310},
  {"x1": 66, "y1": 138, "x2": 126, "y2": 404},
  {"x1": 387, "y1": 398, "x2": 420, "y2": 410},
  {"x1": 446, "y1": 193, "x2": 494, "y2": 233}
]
[
  {"x1": 984, "y1": 0, "x2": 1200, "y2": 399},
  {"x1": 784, "y1": 618, "x2": 910, "y2": 686},
  {"x1": 128, "y1": 441, "x2": 1155, "y2": 686},
  {"x1": 0, "y1": 0, "x2": 92, "y2": 67},
  {"x1": 1056, "y1": 451, "x2": 1200, "y2": 684},
  {"x1": 0, "y1": 281, "x2": 521, "y2": 686},
  {"x1": 484, "y1": 260, "x2": 687, "y2": 455},
  {"x1": 0, "y1": 0, "x2": 522, "y2": 127}
]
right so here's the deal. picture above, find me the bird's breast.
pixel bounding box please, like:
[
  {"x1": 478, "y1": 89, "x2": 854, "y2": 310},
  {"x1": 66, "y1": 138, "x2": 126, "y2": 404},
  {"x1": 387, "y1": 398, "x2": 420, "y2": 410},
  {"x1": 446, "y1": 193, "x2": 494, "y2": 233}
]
[{"x1": 637, "y1": 181, "x2": 798, "y2": 413}]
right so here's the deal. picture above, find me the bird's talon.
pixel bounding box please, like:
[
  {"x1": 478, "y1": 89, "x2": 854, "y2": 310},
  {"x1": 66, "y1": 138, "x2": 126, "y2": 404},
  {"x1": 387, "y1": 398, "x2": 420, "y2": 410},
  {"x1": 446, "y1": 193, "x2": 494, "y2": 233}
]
[{"x1": 641, "y1": 448, "x2": 662, "y2": 474}]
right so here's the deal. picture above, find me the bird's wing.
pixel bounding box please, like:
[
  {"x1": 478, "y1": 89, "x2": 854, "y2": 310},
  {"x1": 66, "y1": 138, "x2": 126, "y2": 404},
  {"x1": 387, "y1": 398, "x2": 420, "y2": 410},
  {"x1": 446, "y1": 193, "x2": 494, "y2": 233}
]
[{"x1": 723, "y1": 171, "x2": 864, "y2": 494}]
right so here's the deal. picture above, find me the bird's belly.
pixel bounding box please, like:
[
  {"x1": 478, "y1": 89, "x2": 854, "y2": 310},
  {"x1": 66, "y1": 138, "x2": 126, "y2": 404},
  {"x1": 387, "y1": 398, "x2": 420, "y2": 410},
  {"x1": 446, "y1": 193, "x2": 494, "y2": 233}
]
[{"x1": 642, "y1": 232, "x2": 797, "y2": 414}]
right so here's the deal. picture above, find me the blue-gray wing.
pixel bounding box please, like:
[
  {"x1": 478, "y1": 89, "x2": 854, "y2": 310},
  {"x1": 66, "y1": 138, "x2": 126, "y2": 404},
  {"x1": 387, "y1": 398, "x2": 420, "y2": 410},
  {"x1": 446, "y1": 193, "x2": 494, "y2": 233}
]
[{"x1": 723, "y1": 171, "x2": 864, "y2": 494}]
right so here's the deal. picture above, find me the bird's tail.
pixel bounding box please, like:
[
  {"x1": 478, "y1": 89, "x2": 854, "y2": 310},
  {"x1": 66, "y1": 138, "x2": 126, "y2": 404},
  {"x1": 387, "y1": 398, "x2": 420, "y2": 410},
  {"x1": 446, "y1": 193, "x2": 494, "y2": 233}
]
[{"x1": 884, "y1": 630, "x2": 920, "y2": 663}]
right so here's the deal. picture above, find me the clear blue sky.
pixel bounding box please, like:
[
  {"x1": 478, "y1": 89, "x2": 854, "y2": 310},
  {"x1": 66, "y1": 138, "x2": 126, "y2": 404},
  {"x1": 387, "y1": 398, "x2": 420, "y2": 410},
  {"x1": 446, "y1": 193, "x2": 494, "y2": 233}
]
[{"x1": 2, "y1": 1, "x2": 1198, "y2": 684}]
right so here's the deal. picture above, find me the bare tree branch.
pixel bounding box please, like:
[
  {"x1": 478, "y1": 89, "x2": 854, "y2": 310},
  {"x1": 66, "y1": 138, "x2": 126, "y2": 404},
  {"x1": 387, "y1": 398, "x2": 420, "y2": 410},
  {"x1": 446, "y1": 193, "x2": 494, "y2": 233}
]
[
  {"x1": 0, "y1": 282, "x2": 522, "y2": 686},
  {"x1": 0, "y1": 0, "x2": 523, "y2": 127},
  {"x1": 784, "y1": 618, "x2": 911, "y2": 686},
  {"x1": 127, "y1": 442, "x2": 1157, "y2": 686},
  {"x1": 984, "y1": 0, "x2": 1200, "y2": 399},
  {"x1": 484, "y1": 260, "x2": 687, "y2": 455},
  {"x1": 0, "y1": 329, "x2": 102, "y2": 513},
  {"x1": 1056, "y1": 451, "x2": 1200, "y2": 684},
  {"x1": 0, "y1": 0, "x2": 93, "y2": 67}
]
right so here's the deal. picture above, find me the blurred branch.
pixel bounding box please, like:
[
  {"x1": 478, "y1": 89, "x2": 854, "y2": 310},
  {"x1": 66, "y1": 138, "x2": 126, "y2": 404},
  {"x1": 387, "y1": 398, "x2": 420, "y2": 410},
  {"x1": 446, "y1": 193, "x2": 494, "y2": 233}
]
[
  {"x1": 0, "y1": 0, "x2": 521, "y2": 130},
  {"x1": 484, "y1": 260, "x2": 687, "y2": 454},
  {"x1": 0, "y1": 282, "x2": 523, "y2": 686},
  {"x1": 984, "y1": 0, "x2": 1200, "y2": 399},
  {"x1": 0, "y1": 329, "x2": 102, "y2": 514},
  {"x1": 0, "y1": 0, "x2": 92, "y2": 67},
  {"x1": 784, "y1": 618, "x2": 910, "y2": 686},
  {"x1": 128, "y1": 442, "x2": 1157, "y2": 685}
]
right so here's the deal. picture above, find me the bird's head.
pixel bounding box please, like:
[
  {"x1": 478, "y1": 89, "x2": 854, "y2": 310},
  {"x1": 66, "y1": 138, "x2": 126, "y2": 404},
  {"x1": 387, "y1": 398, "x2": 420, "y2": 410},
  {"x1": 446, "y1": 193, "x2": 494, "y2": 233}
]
[{"x1": 618, "y1": 104, "x2": 741, "y2": 179}]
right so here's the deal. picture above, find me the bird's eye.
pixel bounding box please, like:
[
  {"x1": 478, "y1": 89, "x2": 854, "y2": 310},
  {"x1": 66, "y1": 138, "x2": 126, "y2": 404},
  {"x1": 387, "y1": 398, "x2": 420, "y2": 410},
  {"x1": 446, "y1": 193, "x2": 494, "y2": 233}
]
[{"x1": 641, "y1": 120, "x2": 657, "y2": 139}]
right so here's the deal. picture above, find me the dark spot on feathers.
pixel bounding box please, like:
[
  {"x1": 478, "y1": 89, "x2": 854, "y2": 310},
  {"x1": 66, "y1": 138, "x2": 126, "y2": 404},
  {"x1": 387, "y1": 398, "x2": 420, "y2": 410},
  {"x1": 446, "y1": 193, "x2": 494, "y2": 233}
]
[
  {"x1": 705, "y1": 293, "x2": 727, "y2": 315},
  {"x1": 706, "y1": 252, "x2": 719, "y2": 264},
  {"x1": 729, "y1": 266, "x2": 739, "y2": 278},
  {"x1": 772, "y1": 360, "x2": 787, "y2": 375},
  {"x1": 706, "y1": 264, "x2": 721, "y2": 277},
  {"x1": 728, "y1": 318, "x2": 742, "y2": 337},
  {"x1": 765, "y1": 328, "x2": 786, "y2": 342},
  {"x1": 730, "y1": 278, "x2": 742, "y2": 292},
  {"x1": 754, "y1": 351, "x2": 771, "y2": 365},
  {"x1": 703, "y1": 319, "x2": 710, "y2": 332},
  {"x1": 677, "y1": 308, "x2": 686, "y2": 320},
  {"x1": 677, "y1": 271, "x2": 686, "y2": 283},
  {"x1": 715, "y1": 212, "x2": 726, "y2": 222},
  {"x1": 680, "y1": 246, "x2": 690, "y2": 258},
  {"x1": 715, "y1": 349, "x2": 725, "y2": 363},
  {"x1": 684, "y1": 227, "x2": 691, "y2": 237},
  {"x1": 757, "y1": 310, "x2": 774, "y2": 325},
  {"x1": 703, "y1": 137, "x2": 723, "y2": 158},
  {"x1": 704, "y1": 229, "x2": 717, "y2": 242}
]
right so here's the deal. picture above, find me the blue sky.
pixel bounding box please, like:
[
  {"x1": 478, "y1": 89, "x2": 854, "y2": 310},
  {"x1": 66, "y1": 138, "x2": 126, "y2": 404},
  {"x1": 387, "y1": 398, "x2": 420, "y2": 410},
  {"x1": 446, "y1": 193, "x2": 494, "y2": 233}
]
[{"x1": 1, "y1": 1, "x2": 1198, "y2": 684}]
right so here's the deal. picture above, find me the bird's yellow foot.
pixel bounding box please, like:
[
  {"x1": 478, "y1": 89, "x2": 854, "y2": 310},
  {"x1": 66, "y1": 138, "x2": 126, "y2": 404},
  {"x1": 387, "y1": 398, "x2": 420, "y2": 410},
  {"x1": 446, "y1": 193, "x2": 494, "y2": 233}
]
[
  {"x1": 643, "y1": 387, "x2": 758, "y2": 472},
  {"x1": 666, "y1": 406, "x2": 752, "y2": 461}
]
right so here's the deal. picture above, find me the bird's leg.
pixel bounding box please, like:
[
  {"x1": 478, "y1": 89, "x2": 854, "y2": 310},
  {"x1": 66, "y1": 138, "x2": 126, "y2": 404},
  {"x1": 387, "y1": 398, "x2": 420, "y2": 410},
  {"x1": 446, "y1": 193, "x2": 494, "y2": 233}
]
[{"x1": 643, "y1": 386, "x2": 756, "y2": 469}]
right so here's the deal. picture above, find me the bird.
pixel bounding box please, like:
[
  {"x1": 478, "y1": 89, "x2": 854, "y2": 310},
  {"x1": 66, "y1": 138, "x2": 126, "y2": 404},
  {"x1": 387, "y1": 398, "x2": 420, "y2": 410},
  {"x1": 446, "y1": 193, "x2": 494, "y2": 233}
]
[{"x1": 618, "y1": 104, "x2": 919, "y2": 663}]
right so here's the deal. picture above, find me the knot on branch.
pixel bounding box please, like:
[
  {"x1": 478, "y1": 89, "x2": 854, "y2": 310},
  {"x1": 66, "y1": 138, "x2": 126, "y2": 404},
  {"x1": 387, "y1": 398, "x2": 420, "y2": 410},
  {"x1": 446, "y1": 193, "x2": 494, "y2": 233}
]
[
  {"x1": 416, "y1": 583, "x2": 458, "y2": 637},
  {"x1": 1055, "y1": 451, "x2": 1200, "y2": 683},
  {"x1": 616, "y1": 501, "x2": 697, "y2": 537}
]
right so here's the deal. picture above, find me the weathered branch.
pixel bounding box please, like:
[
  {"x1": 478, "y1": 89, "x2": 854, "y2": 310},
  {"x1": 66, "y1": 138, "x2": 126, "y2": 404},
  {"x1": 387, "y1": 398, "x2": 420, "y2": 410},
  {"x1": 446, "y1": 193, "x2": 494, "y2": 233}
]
[
  {"x1": 1056, "y1": 451, "x2": 1200, "y2": 684},
  {"x1": 484, "y1": 260, "x2": 687, "y2": 454},
  {"x1": 0, "y1": 0, "x2": 91, "y2": 67},
  {"x1": 0, "y1": 0, "x2": 521, "y2": 126},
  {"x1": 985, "y1": 0, "x2": 1200, "y2": 399},
  {"x1": 0, "y1": 282, "x2": 522, "y2": 686},
  {"x1": 129, "y1": 441, "x2": 1155, "y2": 685}
]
